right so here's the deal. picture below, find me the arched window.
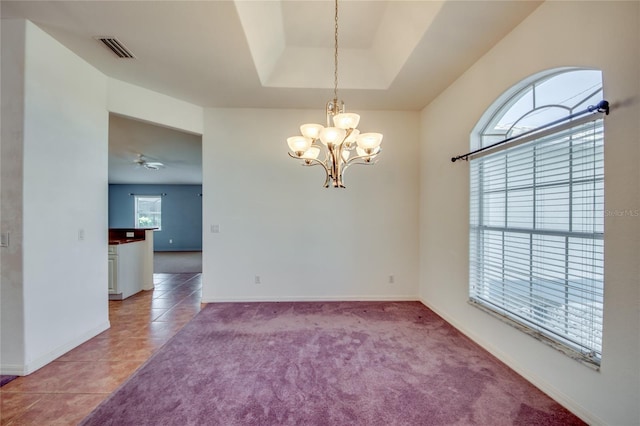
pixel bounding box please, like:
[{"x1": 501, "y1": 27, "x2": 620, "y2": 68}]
[{"x1": 469, "y1": 69, "x2": 605, "y2": 367}]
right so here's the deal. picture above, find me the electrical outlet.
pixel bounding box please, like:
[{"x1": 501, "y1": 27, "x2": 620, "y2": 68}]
[
  {"x1": 254, "y1": 275, "x2": 261, "y2": 284},
  {"x1": 211, "y1": 224, "x2": 220, "y2": 233},
  {"x1": 78, "y1": 228, "x2": 85, "y2": 241},
  {"x1": 388, "y1": 274, "x2": 395, "y2": 284},
  {"x1": 1, "y1": 232, "x2": 9, "y2": 247}
]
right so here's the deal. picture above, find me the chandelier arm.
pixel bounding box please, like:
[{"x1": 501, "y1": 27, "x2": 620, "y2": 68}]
[
  {"x1": 344, "y1": 128, "x2": 353, "y2": 142},
  {"x1": 342, "y1": 159, "x2": 379, "y2": 175},
  {"x1": 287, "y1": 152, "x2": 329, "y2": 170},
  {"x1": 342, "y1": 154, "x2": 379, "y2": 174},
  {"x1": 311, "y1": 142, "x2": 330, "y2": 163},
  {"x1": 323, "y1": 170, "x2": 331, "y2": 188},
  {"x1": 312, "y1": 139, "x2": 333, "y2": 188},
  {"x1": 287, "y1": 152, "x2": 331, "y2": 185},
  {"x1": 344, "y1": 150, "x2": 382, "y2": 165},
  {"x1": 329, "y1": 145, "x2": 343, "y2": 187}
]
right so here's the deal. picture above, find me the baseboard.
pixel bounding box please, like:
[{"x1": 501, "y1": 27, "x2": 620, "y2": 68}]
[
  {"x1": 418, "y1": 298, "x2": 604, "y2": 426},
  {"x1": 0, "y1": 364, "x2": 27, "y2": 376},
  {"x1": 1, "y1": 321, "x2": 111, "y2": 376},
  {"x1": 201, "y1": 295, "x2": 419, "y2": 303},
  {"x1": 154, "y1": 249, "x2": 202, "y2": 253}
]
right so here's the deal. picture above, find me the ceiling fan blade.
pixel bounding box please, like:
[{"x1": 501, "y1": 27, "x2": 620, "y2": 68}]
[
  {"x1": 132, "y1": 153, "x2": 164, "y2": 170},
  {"x1": 144, "y1": 162, "x2": 164, "y2": 170}
]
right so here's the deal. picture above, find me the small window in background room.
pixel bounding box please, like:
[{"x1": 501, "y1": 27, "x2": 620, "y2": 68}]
[
  {"x1": 469, "y1": 69, "x2": 604, "y2": 367},
  {"x1": 134, "y1": 195, "x2": 162, "y2": 230}
]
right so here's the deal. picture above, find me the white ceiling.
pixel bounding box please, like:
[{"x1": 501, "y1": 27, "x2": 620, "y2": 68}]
[
  {"x1": 2, "y1": 0, "x2": 542, "y2": 184},
  {"x1": 108, "y1": 114, "x2": 202, "y2": 185}
]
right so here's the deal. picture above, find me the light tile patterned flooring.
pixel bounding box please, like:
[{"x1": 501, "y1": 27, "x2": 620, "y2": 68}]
[{"x1": 1, "y1": 273, "x2": 203, "y2": 425}]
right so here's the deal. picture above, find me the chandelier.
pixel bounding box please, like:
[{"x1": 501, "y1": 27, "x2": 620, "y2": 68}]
[{"x1": 286, "y1": 0, "x2": 383, "y2": 188}]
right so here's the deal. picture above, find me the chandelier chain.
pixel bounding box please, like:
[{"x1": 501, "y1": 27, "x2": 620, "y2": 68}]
[{"x1": 333, "y1": 0, "x2": 339, "y2": 101}]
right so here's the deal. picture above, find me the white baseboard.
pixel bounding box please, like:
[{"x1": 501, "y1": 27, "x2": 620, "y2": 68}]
[
  {"x1": 1, "y1": 321, "x2": 110, "y2": 376},
  {"x1": 0, "y1": 364, "x2": 27, "y2": 376},
  {"x1": 201, "y1": 295, "x2": 419, "y2": 303},
  {"x1": 418, "y1": 298, "x2": 604, "y2": 426}
]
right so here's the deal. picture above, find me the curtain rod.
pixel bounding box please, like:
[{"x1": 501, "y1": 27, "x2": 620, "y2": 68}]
[{"x1": 451, "y1": 100, "x2": 610, "y2": 163}]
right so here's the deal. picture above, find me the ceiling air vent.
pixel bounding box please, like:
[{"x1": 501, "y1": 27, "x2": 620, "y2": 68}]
[{"x1": 95, "y1": 37, "x2": 135, "y2": 58}]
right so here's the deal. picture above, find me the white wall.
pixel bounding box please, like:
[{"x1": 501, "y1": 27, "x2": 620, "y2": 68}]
[
  {"x1": 419, "y1": 2, "x2": 639, "y2": 425},
  {"x1": 1, "y1": 20, "x2": 110, "y2": 374},
  {"x1": 1, "y1": 19, "x2": 27, "y2": 372},
  {"x1": 202, "y1": 108, "x2": 419, "y2": 302},
  {"x1": 107, "y1": 78, "x2": 203, "y2": 135},
  {"x1": 1, "y1": 19, "x2": 205, "y2": 375}
]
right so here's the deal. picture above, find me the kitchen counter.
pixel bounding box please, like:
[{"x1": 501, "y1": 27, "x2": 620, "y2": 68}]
[
  {"x1": 108, "y1": 228, "x2": 156, "y2": 293},
  {"x1": 108, "y1": 241, "x2": 145, "y2": 300},
  {"x1": 108, "y1": 238, "x2": 145, "y2": 245}
]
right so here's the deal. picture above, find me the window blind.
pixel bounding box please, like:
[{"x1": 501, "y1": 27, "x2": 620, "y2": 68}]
[{"x1": 469, "y1": 118, "x2": 604, "y2": 364}]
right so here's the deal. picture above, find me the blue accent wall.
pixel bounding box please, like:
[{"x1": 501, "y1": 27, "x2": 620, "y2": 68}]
[{"x1": 109, "y1": 184, "x2": 202, "y2": 251}]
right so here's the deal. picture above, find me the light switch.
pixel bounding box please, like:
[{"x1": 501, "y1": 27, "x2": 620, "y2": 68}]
[
  {"x1": 0, "y1": 232, "x2": 9, "y2": 247},
  {"x1": 211, "y1": 224, "x2": 220, "y2": 233}
]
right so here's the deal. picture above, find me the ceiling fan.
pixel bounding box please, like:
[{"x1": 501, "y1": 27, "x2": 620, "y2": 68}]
[{"x1": 134, "y1": 154, "x2": 164, "y2": 170}]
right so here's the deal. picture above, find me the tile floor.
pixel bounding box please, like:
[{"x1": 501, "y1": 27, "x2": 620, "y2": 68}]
[{"x1": 1, "y1": 273, "x2": 203, "y2": 425}]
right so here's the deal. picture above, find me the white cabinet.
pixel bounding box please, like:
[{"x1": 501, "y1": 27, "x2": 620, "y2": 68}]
[
  {"x1": 108, "y1": 242, "x2": 145, "y2": 300},
  {"x1": 108, "y1": 255, "x2": 117, "y2": 294}
]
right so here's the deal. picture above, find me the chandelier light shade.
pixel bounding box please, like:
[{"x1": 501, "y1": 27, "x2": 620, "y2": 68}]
[{"x1": 286, "y1": 0, "x2": 383, "y2": 188}]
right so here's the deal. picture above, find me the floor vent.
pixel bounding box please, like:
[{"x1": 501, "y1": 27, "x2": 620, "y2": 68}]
[{"x1": 95, "y1": 37, "x2": 135, "y2": 58}]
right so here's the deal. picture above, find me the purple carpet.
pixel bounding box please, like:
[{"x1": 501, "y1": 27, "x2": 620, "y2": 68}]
[
  {"x1": 0, "y1": 375, "x2": 18, "y2": 387},
  {"x1": 81, "y1": 302, "x2": 584, "y2": 425}
]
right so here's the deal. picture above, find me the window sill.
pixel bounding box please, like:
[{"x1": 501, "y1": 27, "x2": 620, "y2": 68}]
[{"x1": 468, "y1": 299, "x2": 601, "y2": 371}]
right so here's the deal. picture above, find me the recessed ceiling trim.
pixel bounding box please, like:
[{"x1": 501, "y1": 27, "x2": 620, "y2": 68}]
[
  {"x1": 95, "y1": 36, "x2": 135, "y2": 58},
  {"x1": 235, "y1": 0, "x2": 439, "y2": 91}
]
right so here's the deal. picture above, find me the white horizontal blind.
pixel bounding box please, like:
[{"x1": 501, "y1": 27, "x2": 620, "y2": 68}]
[{"x1": 469, "y1": 118, "x2": 604, "y2": 364}]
